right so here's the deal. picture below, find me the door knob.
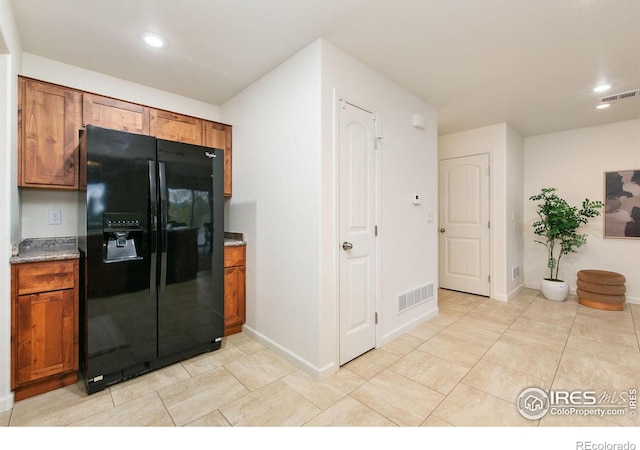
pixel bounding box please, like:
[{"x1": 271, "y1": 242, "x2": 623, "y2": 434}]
[
  {"x1": 342, "y1": 241, "x2": 353, "y2": 250},
  {"x1": 439, "y1": 228, "x2": 446, "y2": 233}
]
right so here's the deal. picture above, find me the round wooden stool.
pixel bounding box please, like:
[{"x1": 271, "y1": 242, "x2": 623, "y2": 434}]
[{"x1": 576, "y1": 270, "x2": 626, "y2": 311}]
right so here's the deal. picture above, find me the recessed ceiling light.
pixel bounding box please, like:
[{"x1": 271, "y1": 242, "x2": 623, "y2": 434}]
[
  {"x1": 596, "y1": 103, "x2": 610, "y2": 109},
  {"x1": 593, "y1": 84, "x2": 611, "y2": 93},
  {"x1": 141, "y1": 32, "x2": 166, "y2": 48}
]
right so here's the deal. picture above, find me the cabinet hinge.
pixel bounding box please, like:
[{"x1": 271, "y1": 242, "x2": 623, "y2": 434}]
[
  {"x1": 488, "y1": 275, "x2": 491, "y2": 282},
  {"x1": 375, "y1": 312, "x2": 378, "y2": 324},
  {"x1": 488, "y1": 221, "x2": 490, "y2": 229},
  {"x1": 375, "y1": 225, "x2": 378, "y2": 237}
]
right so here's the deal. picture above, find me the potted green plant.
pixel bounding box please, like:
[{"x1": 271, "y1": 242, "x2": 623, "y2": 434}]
[{"x1": 529, "y1": 187, "x2": 603, "y2": 301}]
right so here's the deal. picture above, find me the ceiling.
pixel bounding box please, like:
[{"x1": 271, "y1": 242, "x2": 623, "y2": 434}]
[{"x1": 8, "y1": 0, "x2": 640, "y2": 136}]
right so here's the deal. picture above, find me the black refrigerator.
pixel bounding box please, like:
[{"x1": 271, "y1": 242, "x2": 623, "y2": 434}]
[{"x1": 78, "y1": 125, "x2": 224, "y2": 394}]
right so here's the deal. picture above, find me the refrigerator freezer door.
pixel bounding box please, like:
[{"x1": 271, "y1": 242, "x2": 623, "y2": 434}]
[
  {"x1": 156, "y1": 140, "x2": 224, "y2": 359},
  {"x1": 82, "y1": 126, "x2": 157, "y2": 389}
]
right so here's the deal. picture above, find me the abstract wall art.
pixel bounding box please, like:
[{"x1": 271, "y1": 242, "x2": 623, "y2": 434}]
[{"x1": 604, "y1": 169, "x2": 640, "y2": 238}]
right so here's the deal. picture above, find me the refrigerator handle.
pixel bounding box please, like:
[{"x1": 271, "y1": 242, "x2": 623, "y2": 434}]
[
  {"x1": 148, "y1": 160, "x2": 157, "y2": 296},
  {"x1": 158, "y1": 162, "x2": 168, "y2": 293}
]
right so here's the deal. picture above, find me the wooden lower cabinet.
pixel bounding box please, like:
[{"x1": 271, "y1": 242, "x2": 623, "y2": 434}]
[
  {"x1": 224, "y1": 246, "x2": 246, "y2": 336},
  {"x1": 11, "y1": 259, "x2": 79, "y2": 401}
]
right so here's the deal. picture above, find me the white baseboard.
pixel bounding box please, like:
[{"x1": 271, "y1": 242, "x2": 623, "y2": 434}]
[
  {"x1": 490, "y1": 283, "x2": 525, "y2": 302},
  {"x1": 240, "y1": 325, "x2": 337, "y2": 381},
  {"x1": 0, "y1": 391, "x2": 14, "y2": 413},
  {"x1": 237, "y1": 286, "x2": 638, "y2": 386},
  {"x1": 506, "y1": 283, "x2": 525, "y2": 301},
  {"x1": 241, "y1": 302, "x2": 440, "y2": 381},
  {"x1": 378, "y1": 303, "x2": 439, "y2": 347}
]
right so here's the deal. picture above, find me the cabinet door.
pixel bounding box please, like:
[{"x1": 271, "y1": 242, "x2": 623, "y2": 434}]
[
  {"x1": 19, "y1": 78, "x2": 82, "y2": 189},
  {"x1": 224, "y1": 265, "x2": 246, "y2": 335},
  {"x1": 150, "y1": 108, "x2": 203, "y2": 145},
  {"x1": 83, "y1": 93, "x2": 150, "y2": 135},
  {"x1": 15, "y1": 289, "x2": 76, "y2": 385},
  {"x1": 204, "y1": 121, "x2": 232, "y2": 197}
]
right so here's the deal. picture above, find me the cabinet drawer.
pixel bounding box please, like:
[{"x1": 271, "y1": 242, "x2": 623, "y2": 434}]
[
  {"x1": 16, "y1": 261, "x2": 76, "y2": 295},
  {"x1": 224, "y1": 246, "x2": 246, "y2": 268}
]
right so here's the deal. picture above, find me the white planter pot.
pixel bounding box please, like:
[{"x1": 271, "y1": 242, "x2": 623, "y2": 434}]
[{"x1": 540, "y1": 278, "x2": 570, "y2": 302}]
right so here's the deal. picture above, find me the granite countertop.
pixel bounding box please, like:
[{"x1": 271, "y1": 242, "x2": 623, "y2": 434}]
[
  {"x1": 224, "y1": 232, "x2": 247, "y2": 247},
  {"x1": 10, "y1": 237, "x2": 79, "y2": 264},
  {"x1": 11, "y1": 232, "x2": 246, "y2": 264}
]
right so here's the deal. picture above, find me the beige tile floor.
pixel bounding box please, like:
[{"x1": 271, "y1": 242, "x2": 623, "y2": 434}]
[{"x1": 2, "y1": 288, "x2": 639, "y2": 428}]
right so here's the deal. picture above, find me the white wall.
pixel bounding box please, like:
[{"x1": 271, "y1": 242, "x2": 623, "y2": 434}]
[
  {"x1": 222, "y1": 41, "x2": 324, "y2": 374},
  {"x1": 505, "y1": 124, "x2": 525, "y2": 296},
  {"x1": 222, "y1": 39, "x2": 438, "y2": 378},
  {"x1": 0, "y1": 0, "x2": 21, "y2": 412},
  {"x1": 320, "y1": 41, "x2": 439, "y2": 354},
  {"x1": 438, "y1": 123, "x2": 525, "y2": 301},
  {"x1": 19, "y1": 53, "x2": 222, "y2": 239},
  {"x1": 524, "y1": 119, "x2": 640, "y2": 303},
  {"x1": 20, "y1": 190, "x2": 78, "y2": 238}
]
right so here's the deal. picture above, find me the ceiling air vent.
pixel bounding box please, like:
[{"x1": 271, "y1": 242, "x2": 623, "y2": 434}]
[{"x1": 600, "y1": 89, "x2": 639, "y2": 103}]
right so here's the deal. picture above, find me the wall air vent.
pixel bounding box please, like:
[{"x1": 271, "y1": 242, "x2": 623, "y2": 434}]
[
  {"x1": 397, "y1": 282, "x2": 434, "y2": 314},
  {"x1": 600, "y1": 89, "x2": 639, "y2": 103},
  {"x1": 512, "y1": 265, "x2": 520, "y2": 281}
]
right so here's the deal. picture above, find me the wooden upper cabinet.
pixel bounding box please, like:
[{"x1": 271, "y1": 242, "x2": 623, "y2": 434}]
[
  {"x1": 204, "y1": 121, "x2": 232, "y2": 197},
  {"x1": 17, "y1": 77, "x2": 233, "y2": 196},
  {"x1": 150, "y1": 108, "x2": 203, "y2": 145},
  {"x1": 19, "y1": 78, "x2": 82, "y2": 189},
  {"x1": 83, "y1": 93, "x2": 150, "y2": 135}
]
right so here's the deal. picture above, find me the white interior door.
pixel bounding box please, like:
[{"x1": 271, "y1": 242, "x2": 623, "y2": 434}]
[
  {"x1": 438, "y1": 154, "x2": 490, "y2": 296},
  {"x1": 338, "y1": 99, "x2": 377, "y2": 365}
]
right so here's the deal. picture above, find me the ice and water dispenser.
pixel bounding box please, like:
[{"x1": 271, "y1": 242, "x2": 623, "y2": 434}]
[{"x1": 103, "y1": 213, "x2": 144, "y2": 263}]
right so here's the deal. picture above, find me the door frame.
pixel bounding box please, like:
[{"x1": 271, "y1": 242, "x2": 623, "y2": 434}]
[
  {"x1": 334, "y1": 91, "x2": 381, "y2": 366},
  {"x1": 438, "y1": 152, "x2": 492, "y2": 297}
]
